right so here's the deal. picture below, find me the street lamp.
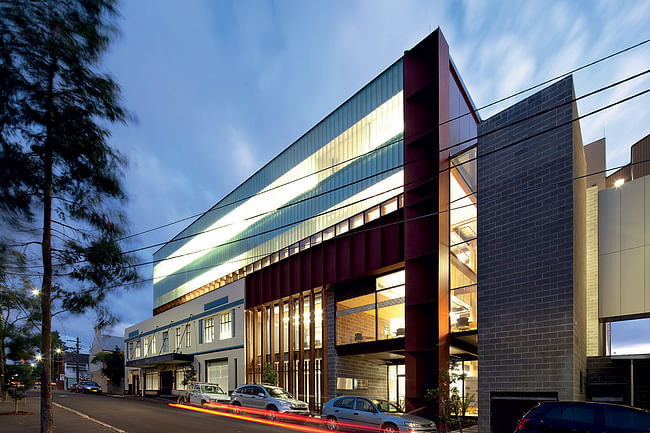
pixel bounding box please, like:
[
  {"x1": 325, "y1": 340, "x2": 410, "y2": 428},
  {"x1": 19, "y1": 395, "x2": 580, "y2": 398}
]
[
  {"x1": 31, "y1": 288, "x2": 40, "y2": 296},
  {"x1": 35, "y1": 354, "x2": 42, "y2": 361}
]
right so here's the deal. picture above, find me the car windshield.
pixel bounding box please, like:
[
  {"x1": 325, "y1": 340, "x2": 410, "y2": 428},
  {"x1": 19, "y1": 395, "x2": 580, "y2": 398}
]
[
  {"x1": 85, "y1": 382, "x2": 99, "y2": 386},
  {"x1": 372, "y1": 400, "x2": 403, "y2": 413},
  {"x1": 264, "y1": 386, "x2": 293, "y2": 399},
  {"x1": 203, "y1": 385, "x2": 224, "y2": 394}
]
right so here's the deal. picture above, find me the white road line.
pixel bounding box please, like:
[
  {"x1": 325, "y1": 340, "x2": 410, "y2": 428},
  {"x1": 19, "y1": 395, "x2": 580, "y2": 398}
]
[{"x1": 52, "y1": 401, "x2": 127, "y2": 433}]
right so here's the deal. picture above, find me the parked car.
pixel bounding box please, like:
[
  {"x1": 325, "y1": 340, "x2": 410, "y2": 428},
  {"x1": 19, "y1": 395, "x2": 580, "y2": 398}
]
[
  {"x1": 321, "y1": 396, "x2": 437, "y2": 432},
  {"x1": 77, "y1": 380, "x2": 102, "y2": 394},
  {"x1": 515, "y1": 401, "x2": 650, "y2": 433},
  {"x1": 172, "y1": 382, "x2": 229, "y2": 406},
  {"x1": 69, "y1": 383, "x2": 79, "y2": 392},
  {"x1": 230, "y1": 384, "x2": 310, "y2": 420}
]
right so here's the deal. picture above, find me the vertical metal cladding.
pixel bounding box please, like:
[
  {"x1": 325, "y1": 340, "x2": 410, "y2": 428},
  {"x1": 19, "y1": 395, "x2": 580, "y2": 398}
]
[{"x1": 153, "y1": 61, "x2": 405, "y2": 309}]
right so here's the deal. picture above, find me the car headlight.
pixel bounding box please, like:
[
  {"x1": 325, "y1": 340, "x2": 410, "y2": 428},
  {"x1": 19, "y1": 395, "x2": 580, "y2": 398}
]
[{"x1": 404, "y1": 422, "x2": 422, "y2": 428}]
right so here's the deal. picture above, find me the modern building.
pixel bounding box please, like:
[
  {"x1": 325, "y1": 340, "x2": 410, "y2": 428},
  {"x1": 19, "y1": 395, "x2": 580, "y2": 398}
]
[
  {"x1": 125, "y1": 28, "x2": 649, "y2": 433},
  {"x1": 89, "y1": 330, "x2": 124, "y2": 393}
]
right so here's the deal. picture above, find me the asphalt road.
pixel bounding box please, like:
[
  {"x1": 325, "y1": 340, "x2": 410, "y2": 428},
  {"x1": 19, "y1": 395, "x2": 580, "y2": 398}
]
[{"x1": 50, "y1": 391, "x2": 326, "y2": 433}]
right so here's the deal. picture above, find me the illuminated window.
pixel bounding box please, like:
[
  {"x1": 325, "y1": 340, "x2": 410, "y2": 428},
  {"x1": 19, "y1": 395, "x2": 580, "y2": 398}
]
[
  {"x1": 381, "y1": 197, "x2": 398, "y2": 215},
  {"x1": 220, "y1": 312, "x2": 232, "y2": 340},
  {"x1": 135, "y1": 340, "x2": 141, "y2": 358},
  {"x1": 151, "y1": 334, "x2": 156, "y2": 355},
  {"x1": 185, "y1": 324, "x2": 191, "y2": 347},
  {"x1": 365, "y1": 205, "x2": 380, "y2": 223},
  {"x1": 162, "y1": 332, "x2": 168, "y2": 352},
  {"x1": 323, "y1": 226, "x2": 335, "y2": 241},
  {"x1": 350, "y1": 213, "x2": 364, "y2": 229},
  {"x1": 175, "y1": 328, "x2": 181, "y2": 349},
  {"x1": 204, "y1": 318, "x2": 214, "y2": 343},
  {"x1": 144, "y1": 337, "x2": 149, "y2": 357},
  {"x1": 336, "y1": 220, "x2": 349, "y2": 235}
]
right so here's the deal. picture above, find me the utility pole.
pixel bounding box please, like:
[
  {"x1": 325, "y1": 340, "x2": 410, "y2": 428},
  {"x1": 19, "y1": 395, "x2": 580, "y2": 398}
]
[{"x1": 75, "y1": 337, "x2": 80, "y2": 384}]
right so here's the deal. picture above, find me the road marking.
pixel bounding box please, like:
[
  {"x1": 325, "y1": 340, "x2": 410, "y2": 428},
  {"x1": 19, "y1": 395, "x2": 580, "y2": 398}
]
[{"x1": 52, "y1": 402, "x2": 127, "y2": 433}]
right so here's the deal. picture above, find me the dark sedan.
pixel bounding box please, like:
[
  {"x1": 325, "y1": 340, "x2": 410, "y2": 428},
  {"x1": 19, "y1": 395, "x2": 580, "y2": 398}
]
[{"x1": 77, "y1": 380, "x2": 102, "y2": 394}]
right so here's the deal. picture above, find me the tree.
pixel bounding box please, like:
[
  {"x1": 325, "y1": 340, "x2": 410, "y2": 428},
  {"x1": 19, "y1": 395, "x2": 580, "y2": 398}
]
[
  {"x1": 261, "y1": 363, "x2": 278, "y2": 386},
  {"x1": 0, "y1": 247, "x2": 40, "y2": 402},
  {"x1": 424, "y1": 358, "x2": 476, "y2": 433},
  {"x1": 6, "y1": 363, "x2": 36, "y2": 414},
  {"x1": 0, "y1": 2, "x2": 137, "y2": 432},
  {"x1": 90, "y1": 346, "x2": 123, "y2": 393},
  {"x1": 182, "y1": 364, "x2": 197, "y2": 387}
]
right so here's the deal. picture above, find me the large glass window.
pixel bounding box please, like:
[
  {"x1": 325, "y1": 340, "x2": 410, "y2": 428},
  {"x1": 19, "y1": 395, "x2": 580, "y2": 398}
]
[
  {"x1": 135, "y1": 339, "x2": 141, "y2": 358},
  {"x1": 315, "y1": 293, "x2": 323, "y2": 349},
  {"x1": 144, "y1": 337, "x2": 150, "y2": 357},
  {"x1": 175, "y1": 327, "x2": 182, "y2": 349},
  {"x1": 450, "y1": 359, "x2": 478, "y2": 416},
  {"x1": 336, "y1": 270, "x2": 405, "y2": 345},
  {"x1": 450, "y1": 149, "x2": 477, "y2": 333},
  {"x1": 151, "y1": 334, "x2": 156, "y2": 355},
  {"x1": 303, "y1": 296, "x2": 311, "y2": 349}
]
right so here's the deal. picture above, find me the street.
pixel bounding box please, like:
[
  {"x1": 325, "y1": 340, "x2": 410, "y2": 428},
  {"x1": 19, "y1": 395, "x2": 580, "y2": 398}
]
[{"x1": 0, "y1": 391, "x2": 329, "y2": 433}]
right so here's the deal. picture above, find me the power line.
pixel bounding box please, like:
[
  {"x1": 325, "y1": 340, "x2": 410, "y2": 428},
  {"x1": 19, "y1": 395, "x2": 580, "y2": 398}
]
[
  {"x1": 104, "y1": 36, "x2": 650, "y2": 243},
  {"x1": 44, "y1": 69, "x2": 650, "y2": 263},
  {"x1": 8, "y1": 84, "x2": 649, "y2": 281}
]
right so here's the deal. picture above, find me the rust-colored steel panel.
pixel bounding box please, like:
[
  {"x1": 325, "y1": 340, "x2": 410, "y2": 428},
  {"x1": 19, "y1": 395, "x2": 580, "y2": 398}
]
[{"x1": 245, "y1": 214, "x2": 403, "y2": 308}]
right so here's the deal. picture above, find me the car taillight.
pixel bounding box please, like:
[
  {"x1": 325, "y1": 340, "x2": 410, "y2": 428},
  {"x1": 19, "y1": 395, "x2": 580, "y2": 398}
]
[{"x1": 516, "y1": 418, "x2": 529, "y2": 430}]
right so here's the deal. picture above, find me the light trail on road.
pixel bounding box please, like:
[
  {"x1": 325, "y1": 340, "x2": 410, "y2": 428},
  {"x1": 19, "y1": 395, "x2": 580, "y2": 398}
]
[{"x1": 168, "y1": 403, "x2": 330, "y2": 433}]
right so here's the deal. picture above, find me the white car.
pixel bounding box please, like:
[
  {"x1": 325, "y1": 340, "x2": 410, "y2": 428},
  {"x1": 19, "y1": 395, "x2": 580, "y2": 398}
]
[{"x1": 174, "y1": 383, "x2": 229, "y2": 406}]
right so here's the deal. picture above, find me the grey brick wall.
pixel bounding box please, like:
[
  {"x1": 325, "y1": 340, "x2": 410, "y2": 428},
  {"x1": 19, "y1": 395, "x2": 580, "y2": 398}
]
[{"x1": 477, "y1": 77, "x2": 582, "y2": 433}]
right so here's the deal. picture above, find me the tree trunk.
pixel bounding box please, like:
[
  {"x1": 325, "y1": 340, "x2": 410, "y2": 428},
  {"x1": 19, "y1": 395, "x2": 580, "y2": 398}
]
[
  {"x1": 1, "y1": 336, "x2": 6, "y2": 401},
  {"x1": 40, "y1": 146, "x2": 53, "y2": 433},
  {"x1": 40, "y1": 16, "x2": 56, "y2": 430}
]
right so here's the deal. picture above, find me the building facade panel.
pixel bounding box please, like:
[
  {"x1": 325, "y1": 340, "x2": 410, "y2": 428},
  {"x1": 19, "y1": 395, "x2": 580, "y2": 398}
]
[
  {"x1": 152, "y1": 61, "x2": 405, "y2": 310},
  {"x1": 477, "y1": 77, "x2": 581, "y2": 433}
]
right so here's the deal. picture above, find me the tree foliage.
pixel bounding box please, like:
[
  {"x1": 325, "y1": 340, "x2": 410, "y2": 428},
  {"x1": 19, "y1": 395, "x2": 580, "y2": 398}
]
[
  {"x1": 91, "y1": 346, "x2": 123, "y2": 390},
  {"x1": 425, "y1": 358, "x2": 477, "y2": 433},
  {"x1": 262, "y1": 363, "x2": 278, "y2": 386},
  {"x1": 0, "y1": 1, "x2": 137, "y2": 431},
  {"x1": 182, "y1": 364, "x2": 197, "y2": 387},
  {"x1": 0, "y1": 246, "x2": 40, "y2": 402}
]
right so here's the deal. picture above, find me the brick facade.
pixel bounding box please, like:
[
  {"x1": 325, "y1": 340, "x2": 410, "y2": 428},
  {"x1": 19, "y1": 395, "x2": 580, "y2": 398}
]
[{"x1": 477, "y1": 77, "x2": 586, "y2": 432}]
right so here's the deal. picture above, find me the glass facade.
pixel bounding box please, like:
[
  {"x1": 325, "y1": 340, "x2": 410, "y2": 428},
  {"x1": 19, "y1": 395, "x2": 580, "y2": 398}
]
[
  {"x1": 246, "y1": 288, "x2": 324, "y2": 411},
  {"x1": 450, "y1": 148, "x2": 477, "y2": 333},
  {"x1": 336, "y1": 270, "x2": 405, "y2": 345},
  {"x1": 153, "y1": 61, "x2": 404, "y2": 309}
]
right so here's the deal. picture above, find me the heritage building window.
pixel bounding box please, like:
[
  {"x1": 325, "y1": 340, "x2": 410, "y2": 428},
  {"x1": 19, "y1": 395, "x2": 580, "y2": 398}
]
[
  {"x1": 220, "y1": 312, "x2": 232, "y2": 339},
  {"x1": 185, "y1": 324, "x2": 191, "y2": 347},
  {"x1": 204, "y1": 318, "x2": 214, "y2": 343},
  {"x1": 162, "y1": 331, "x2": 169, "y2": 352}
]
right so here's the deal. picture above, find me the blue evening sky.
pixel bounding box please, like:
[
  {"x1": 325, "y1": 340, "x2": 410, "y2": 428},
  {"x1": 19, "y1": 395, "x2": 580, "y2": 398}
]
[{"x1": 53, "y1": 0, "x2": 650, "y2": 354}]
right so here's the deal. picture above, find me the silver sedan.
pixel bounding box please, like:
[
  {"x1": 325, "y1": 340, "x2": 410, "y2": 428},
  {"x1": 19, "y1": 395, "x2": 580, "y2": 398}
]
[{"x1": 321, "y1": 396, "x2": 437, "y2": 432}]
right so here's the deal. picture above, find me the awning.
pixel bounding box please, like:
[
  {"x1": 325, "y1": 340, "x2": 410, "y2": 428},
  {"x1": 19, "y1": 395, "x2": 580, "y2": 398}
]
[{"x1": 125, "y1": 353, "x2": 193, "y2": 368}]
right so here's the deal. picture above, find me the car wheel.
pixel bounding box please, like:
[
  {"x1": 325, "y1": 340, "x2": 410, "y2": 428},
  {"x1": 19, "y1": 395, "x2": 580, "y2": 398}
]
[
  {"x1": 266, "y1": 405, "x2": 278, "y2": 421},
  {"x1": 381, "y1": 423, "x2": 398, "y2": 433},
  {"x1": 231, "y1": 401, "x2": 241, "y2": 415},
  {"x1": 201, "y1": 400, "x2": 207, "y2": 408},
  {"x1": 326, "y1": 416, "x2": 338, "y2": 431}
]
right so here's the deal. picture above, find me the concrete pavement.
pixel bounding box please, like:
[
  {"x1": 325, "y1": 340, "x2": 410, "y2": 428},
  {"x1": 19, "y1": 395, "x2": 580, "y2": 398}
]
[{"x1": 0, "y1": 391, "x2": 119, "y2": 432}]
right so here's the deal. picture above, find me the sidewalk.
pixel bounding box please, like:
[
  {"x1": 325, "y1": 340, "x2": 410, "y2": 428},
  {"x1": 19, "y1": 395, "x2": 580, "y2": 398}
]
[{"x1": 0, "y1": 393, "x2": 118, "y2": 433}]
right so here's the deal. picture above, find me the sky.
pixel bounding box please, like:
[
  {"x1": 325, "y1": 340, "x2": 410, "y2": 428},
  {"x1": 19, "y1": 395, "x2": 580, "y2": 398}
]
[{"x1": 50, "y1": 0, "x2": 650, "y2": 353}]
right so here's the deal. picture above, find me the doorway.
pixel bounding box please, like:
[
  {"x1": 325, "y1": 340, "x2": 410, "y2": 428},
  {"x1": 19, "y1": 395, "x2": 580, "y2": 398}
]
[{"x1": 387, "y1": 363, "x2": 405, "y2": 410}]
